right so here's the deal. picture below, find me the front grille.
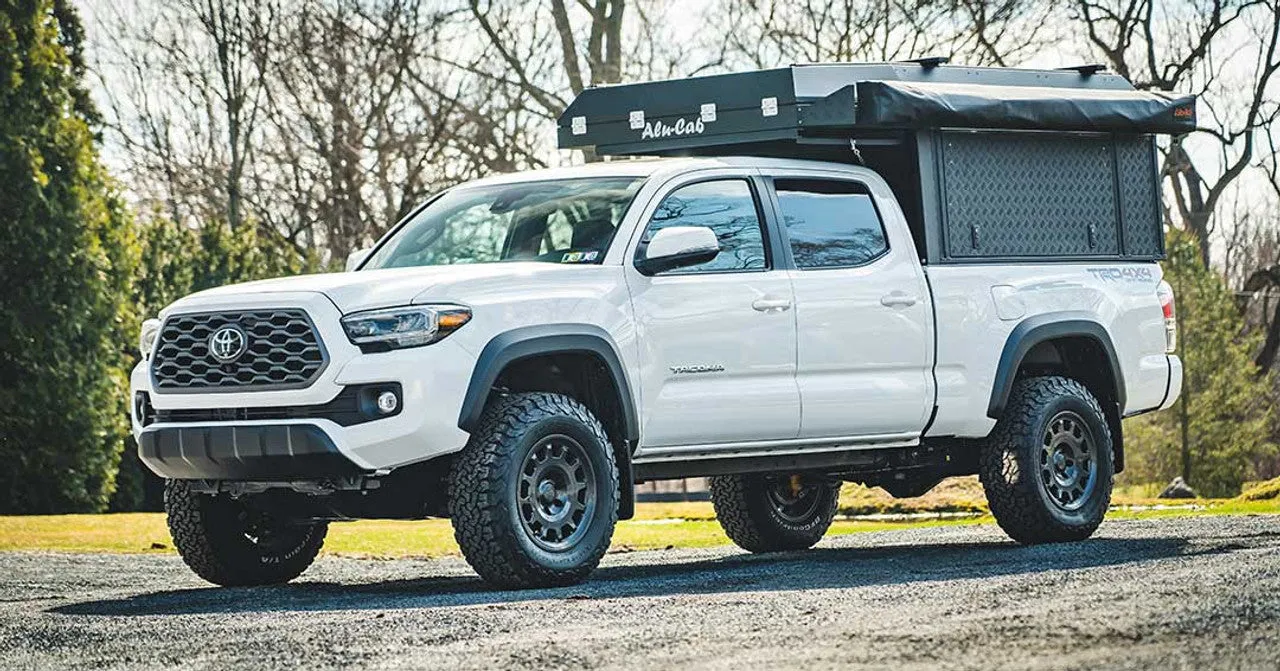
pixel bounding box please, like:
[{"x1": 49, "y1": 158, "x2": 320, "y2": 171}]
[{"x1": 151, "y1": 309, "x2": 328, "y2": 392}]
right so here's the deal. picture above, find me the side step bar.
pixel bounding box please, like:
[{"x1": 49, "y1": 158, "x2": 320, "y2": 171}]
[{"x1": 634, "y1": 447, "x2": 902, "y2": 480}]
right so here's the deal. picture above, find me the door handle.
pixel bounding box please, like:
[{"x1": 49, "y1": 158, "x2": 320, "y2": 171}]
[
  {"x1": 752, "y1": 297, "x2": 792, "y2": 312},
  {"x1": 880, "y1": 292, "x2": 919, "y2": 308}
]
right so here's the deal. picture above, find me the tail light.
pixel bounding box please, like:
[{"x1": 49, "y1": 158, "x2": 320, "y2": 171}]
[{"x1": 1157, "y1": 280, "x2": 1176, "y2": 353}]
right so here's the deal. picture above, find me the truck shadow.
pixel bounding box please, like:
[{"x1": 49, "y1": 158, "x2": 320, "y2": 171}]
[{"x1": 52, "y1": 534, "x2": 1196, "y2": 618}]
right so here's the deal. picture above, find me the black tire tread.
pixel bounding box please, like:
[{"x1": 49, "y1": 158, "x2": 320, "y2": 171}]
[
  {"x1": 448, "y1": 392, "x2": 619, "y2": 589},
  {"x1": 164, "y1": 479, "x2": 327, "y2": 586},
  {"x1": 979, "y1": 375, "x2": 1114, "y2": 545},
  {"x1": 710, "y1": 474, "x2": 839, "y2": 553}
]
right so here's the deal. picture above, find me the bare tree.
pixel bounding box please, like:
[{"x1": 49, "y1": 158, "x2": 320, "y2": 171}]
[
  {"x1": 92, "y1": 0, "x2": 706, "y2": 258},
  {"x1": 96, "y1": 0, "x2": 275, "y2": 231},
  {"x1": 201, "y1": 0, "x2": 275, "y2": 232},
  {"x1": 462, "y1": 0, "x2": 629, "y2": 116},
  {"x1": 93, "y1": 0, "x2": 478, "y2": 261},
  {"x1": 437, "y1": 0, "x2": 699, "y2": 162},
  {"x1": 254, "y1": 0, "x2": 458, "y2": 257},
  {"x1": 711, "y1": 0, "x2": 1060, "y2": 69},
  {"x1": 1076, "y1": 0, "x2": 1280, "y2": 267}
]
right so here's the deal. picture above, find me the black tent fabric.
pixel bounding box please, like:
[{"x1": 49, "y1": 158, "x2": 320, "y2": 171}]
[{"x1": 851, "y1": 80, "x2": 1196, "y2": 133}]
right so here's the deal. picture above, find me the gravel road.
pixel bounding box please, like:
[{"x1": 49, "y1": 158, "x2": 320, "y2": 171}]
[{"x1": 2, "y1": 515, "x2": 1279, "y2": 670}]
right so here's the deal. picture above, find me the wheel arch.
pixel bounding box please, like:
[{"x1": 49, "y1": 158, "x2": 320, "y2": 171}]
[
  {"x1": 987, "y1": 313, "x2": 1127, "y2": 471},
  {"x1": 457, "y1": 323, "x2": 638, "y2": 519},
  {"x1": 458, "y1": 324, "x2": 638, "y2": 439},
  {"x1": 987, "y1": 313, "x2": 1125, "y2": 418}
]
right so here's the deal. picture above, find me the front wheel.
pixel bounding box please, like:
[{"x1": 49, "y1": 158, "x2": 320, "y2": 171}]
[
  {"x1": 979, "y1": 376, "x2": 1115, "y2": 544},
  {"x1": 165, "y1": 480, "x2": 327, "y2": 586},
  {"x1": 710, "y1": 473, "x2": 840, "y2": 553},
  {"x1": 449, "y1": 392, "x2": 619, "y2": 589}
]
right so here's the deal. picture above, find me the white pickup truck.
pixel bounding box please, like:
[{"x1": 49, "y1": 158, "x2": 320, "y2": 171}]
[{"x1": 130, "y1": 62, "x2": 1189, "y2": 588}]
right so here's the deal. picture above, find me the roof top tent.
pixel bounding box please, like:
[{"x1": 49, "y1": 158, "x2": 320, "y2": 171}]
[{"x1": 556, "y1": 60, "x2": 1196, "y2": 264}]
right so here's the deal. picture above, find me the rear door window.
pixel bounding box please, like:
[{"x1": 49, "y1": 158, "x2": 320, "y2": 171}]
[{"x1": 774, "y1": 179, "x2": 888, "y2": 269}]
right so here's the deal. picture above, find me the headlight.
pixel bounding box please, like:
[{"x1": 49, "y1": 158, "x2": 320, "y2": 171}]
[
  {"x1": 139, "y1": 318, "x2": 162, "y2": 359},
  {"x1": 341, "y1": 305, "x2": 471, "y2": 351}
]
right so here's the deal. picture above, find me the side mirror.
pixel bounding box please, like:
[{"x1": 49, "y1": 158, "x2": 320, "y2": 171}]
[
  {"x1": 345, "y1": 248, "x2": 372, "y2": 272},
  {"x1": 635, "y1": 226, "x2": 720, "y2": 276}
]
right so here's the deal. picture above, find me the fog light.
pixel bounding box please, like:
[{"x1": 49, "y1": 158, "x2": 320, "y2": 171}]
[
  {"x1": 376, "y1": 390, "x2": 399, "y2": 414},
  {"x1": 134, "y1": 391, "x2": 155, "y2": 427}
]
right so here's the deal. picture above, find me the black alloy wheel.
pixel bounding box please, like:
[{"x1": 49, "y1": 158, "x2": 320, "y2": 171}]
[{"x1": 517, "y1": 434, "x2": 599, "y2": 552}]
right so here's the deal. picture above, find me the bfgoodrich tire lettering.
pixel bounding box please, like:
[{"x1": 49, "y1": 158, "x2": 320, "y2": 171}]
[
  {"x1": 164, "y1": 480, "x2": 327, "y2": 586},
  {"x1": 979, "y1": 376, "x2": 1114, "y2": 544},
  {"x1": 710, "y1": 473, "x2": 840, "y2": 553},
  {"x1": 449, "y1": 392, "x2": 619, "y2": 588}
]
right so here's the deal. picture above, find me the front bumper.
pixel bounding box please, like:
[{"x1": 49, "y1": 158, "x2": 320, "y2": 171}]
[
  {"x1": 131, "y1": 291, "x2": 475, "y2": 479},
  {"x1": 138, "y1": 423, "x2": 365, "y2": 480}
]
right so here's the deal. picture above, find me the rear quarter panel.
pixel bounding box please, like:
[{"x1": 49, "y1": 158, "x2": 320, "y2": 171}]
[{"x1": 926, "y1": 262, "x2": 1169, "y2": 438}]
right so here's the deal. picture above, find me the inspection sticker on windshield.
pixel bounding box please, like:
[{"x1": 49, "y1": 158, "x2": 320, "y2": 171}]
[{"x1": 561, "y1": 251, "x2": 598, "y2": 263}]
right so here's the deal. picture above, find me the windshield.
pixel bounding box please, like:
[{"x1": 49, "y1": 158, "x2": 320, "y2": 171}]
[{"x1": 363, "y1": 177, "x2": 646, "y2": 270}]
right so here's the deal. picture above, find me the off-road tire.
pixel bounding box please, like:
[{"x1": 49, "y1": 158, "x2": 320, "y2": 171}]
[
  {"x1": 709, "y1": 473, "x2": 840, "y2": 553},
  {"x1": 164, "y1": 479, "x2": 327, "y2": 586},
  {"x1": 449, "y1": 392, "x2": 619, "y2": 589},
  {"x1": 979, "y1": 376, "x2": 1114, "y2": 545}
]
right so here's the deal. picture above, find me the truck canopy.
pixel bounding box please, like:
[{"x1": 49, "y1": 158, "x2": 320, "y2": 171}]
[{"x1": 557, "y1": 61, "x2": 1195, "y2": 264}]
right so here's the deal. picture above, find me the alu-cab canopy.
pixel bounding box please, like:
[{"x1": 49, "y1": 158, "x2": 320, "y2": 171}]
[
  {"x1": 557, "y1": 62, "x2": 1194, "y2": 264},
  {"x1": 557, "y1": 62, "x2": 1195, "y2": 156}
]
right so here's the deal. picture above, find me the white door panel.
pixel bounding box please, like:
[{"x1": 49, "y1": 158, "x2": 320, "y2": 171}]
[
  {"x1": 629, "y1": 271, "x2": 799, "y2": 448},
  {"x1": 791, "y1": 258, "x2": 933, "y2": 437},
  {"x1": 763, "y1": 172, "x2": 935, "y2": 439},
  {"x1": 623, "y1": 172, "x2": 801, "y2": 452}
]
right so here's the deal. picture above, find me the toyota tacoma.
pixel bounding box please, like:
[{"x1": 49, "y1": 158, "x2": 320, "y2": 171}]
[{"x1": 131, "y1": 61, "x2": 1188, "y2": 588}]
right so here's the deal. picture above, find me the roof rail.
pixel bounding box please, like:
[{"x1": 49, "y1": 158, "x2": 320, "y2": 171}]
[
  {"x1": 904, "y1": 56, "x2": 950, "y2": 69},
  {"x1": 1059, "y1": 64, "x2": 1109, "y2": 76}
]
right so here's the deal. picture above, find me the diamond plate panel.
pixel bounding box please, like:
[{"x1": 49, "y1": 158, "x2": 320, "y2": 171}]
[
  {"x1": 1116, "y1": 135, "x2": 1163, "y2": 258},
  {"x1": 942, "y1": 132, "x2": 1119, "y2": 258},
  {"x1": 151, "y1": 309, "x2": 327, "y2": 391}
]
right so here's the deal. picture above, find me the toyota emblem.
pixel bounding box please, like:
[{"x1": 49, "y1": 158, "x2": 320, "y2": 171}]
[{"x1": 208, "y1": 325, "x2": 248, "y2": 363}]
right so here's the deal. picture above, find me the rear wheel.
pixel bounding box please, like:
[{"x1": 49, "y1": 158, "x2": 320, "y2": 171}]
[
  {"x1": 979, "y1": 376, "x2": 1114, "y2": 544},
  {"x1": 165, "y1": 480, "x2": 327, "y2": 586},
  {"x1": 449, "y1": 392, "x2": 619, "y2": 589},
  {"x1": 710, "y1": 473, "x2": 840, "y2": 553}
]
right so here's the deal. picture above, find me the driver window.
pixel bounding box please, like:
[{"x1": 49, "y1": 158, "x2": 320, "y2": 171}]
[{"x1": 637, "y1": 179, "x2": 767, "y2": 274}]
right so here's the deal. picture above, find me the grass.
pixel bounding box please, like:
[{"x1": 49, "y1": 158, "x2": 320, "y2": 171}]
[
  {"x1": 0, "y1": 507, "x2": 967, "y2": 558},
  {"x1": 3, "y1": 478, "x2": 1279, "y2": 558},
  {"x1": 837, "y1": 476, "x2": 1280, "y2": 517},
  {"x1": 1240, "y1": 477, "x2": 1280, "y2": 501}
]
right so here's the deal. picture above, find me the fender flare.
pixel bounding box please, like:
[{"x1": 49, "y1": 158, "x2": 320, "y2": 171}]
[
  {"x1": 457, "y1": 324, "x2": 639, "y2": 442},
  {"x1": 986, "y1": 312, "x2": 1126, "y2": 419},
  {"x1": 457, "y1": 324, "x2": 639, "y2": 520}
]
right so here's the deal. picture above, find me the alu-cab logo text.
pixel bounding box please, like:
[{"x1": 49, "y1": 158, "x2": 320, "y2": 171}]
[{"x1": 641, "y1": 116, "x2": 706, "y2": 140}]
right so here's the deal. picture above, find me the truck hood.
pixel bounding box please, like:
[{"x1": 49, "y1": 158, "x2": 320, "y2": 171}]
[{"x1": 177, "y1": 263, "x2": 589, "y2": 314}]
